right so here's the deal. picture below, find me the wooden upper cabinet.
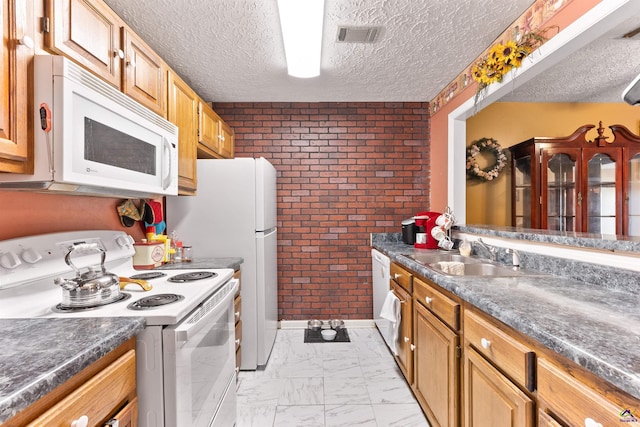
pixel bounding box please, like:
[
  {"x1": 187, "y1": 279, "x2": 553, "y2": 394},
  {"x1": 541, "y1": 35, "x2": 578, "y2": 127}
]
[
  {"x1": 46, "y1": 0, "x2": 122, "y2": 89},
  {"x1": 198, "y1": 101, "x2": 235, "y2": 159},
  {"x1": 198, "y1": 100, "x2": 221, "y2": 156},
  {"x1": 167, "y1": 70, "x2": 198, "y2": 194},
  {"x1": 0, "y1": 0, "x2": 34, "y2": 173},
  {"x1": 218, "y1": 118, "x2": 234, "y2": 158},
  {"x1": 121, "y1": 27, "x2": 166, "y2": 117}
]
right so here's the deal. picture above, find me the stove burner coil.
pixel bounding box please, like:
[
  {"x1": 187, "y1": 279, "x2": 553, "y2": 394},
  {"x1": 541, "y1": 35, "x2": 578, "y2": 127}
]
[
  {"x1": 53, "y1": 292, "x2": 132, "y2": 313},
  {"x1": 167, "y1": 271, "x2": 217, "y2": 283},
  {"x1": 129, "y1": 272, "x2": 167, "y2": 280},
  {"x1": 127, "y1": 293, "x2": 185, "y2": 310}
]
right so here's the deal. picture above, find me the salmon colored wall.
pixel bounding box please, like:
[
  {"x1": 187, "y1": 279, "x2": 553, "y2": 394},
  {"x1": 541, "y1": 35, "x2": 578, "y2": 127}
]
[
  {"x1": 428, "y1": 0, "x2": 604, "y2": 215},
  {"x1": 466, "y1": 102, "x2": 640, "y2": 226},
  {"x1": 0, "y1": 191, "x2": 148, "y2": 241}
]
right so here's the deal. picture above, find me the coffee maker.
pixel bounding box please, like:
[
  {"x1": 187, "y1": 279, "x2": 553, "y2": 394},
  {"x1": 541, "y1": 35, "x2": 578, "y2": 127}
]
[{"x1": 413, "y1": 211, "x2": 441, "y2": 249}]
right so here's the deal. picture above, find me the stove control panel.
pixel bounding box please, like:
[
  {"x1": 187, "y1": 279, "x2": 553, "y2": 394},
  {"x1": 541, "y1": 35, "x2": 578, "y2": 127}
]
[{"x1": 0, "y1": 230, "x2": 135, "y2": 290}]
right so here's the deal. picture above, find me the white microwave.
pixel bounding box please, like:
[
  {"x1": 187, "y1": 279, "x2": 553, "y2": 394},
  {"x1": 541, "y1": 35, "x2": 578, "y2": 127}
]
[{"x1": 0, "y1": 55, "x2": 178, "y2": 198}]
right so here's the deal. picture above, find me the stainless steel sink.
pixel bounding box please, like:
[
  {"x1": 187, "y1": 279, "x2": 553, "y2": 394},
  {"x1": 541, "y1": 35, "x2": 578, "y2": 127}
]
[
  {"x1": 428, "y1": 261, "x2": 526, "y2": 277},
  {"x1": 406, "y1": 253, "x2": 481, "y2": 265}
]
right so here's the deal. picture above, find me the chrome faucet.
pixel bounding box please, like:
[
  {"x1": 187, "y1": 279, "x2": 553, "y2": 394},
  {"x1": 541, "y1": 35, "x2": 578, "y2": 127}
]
[
  {"x1": 505, "y1": 248, "x2": 521, "y2": 268},
  {"x1": 473, "y1": 238, "x2": 498, "y2": 261}
]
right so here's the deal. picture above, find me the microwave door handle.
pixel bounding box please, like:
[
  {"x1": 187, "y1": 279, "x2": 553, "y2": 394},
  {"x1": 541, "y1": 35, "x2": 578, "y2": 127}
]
[
  {"x1": 162, "y1": 137, "x2": 172, "y2": 190},
  {"x1": 174, "y1": 279, "x2": 239, "y2": 342}
]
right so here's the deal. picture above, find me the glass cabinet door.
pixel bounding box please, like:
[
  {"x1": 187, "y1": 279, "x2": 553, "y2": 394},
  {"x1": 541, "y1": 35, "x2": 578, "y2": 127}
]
[
  {"x1": 544, "y1": 152, "x2": 578, "y2": 232},
  {"x1": 628, "y1": 153, "x2": 640, "y2": 236},
  {"x1": 513, "y1": 155, "x2": 532, "y2": 228},
  {"x1": 586, "y1": 153, "x2": 617, "y2": 234}
]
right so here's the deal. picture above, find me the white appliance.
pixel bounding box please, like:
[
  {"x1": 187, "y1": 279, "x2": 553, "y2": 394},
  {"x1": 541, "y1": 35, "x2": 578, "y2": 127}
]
[
  {"x1": 0, "y1": 55, "x2": 179, "y2": 199},
  {"x1": 372, "y1": 249, "x2": 394, "y2": 349},
  {"x1": 0, "y1": 230, "x2": 236, "y2": 427},
  {"x1": 166, "y1": 157, "x2": 278, "y2": 370}
]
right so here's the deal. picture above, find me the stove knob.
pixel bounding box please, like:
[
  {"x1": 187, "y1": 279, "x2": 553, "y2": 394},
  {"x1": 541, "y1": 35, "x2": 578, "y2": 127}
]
[
  {"x1": 21, "y1": 248, "x2": 42, "y2": 264},
  {"x1": 0, "y1": 251, "x2": 21, "y2": 269},
  {"x1": 116, "y1": 235, "x2": 132, "y2": 248}
]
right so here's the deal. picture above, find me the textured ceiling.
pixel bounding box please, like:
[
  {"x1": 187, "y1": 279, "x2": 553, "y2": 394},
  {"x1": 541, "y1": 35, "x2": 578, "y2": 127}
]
[
  {"x1": 103, "y1": 0, "x2": 535, "y2": 102},
  {"x1": 103, "y1": 1, "x2": 640, "y2": 104}
]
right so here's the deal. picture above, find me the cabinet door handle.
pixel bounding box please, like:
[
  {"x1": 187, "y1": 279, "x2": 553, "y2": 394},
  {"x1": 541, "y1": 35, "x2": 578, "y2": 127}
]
[
  {"x1": 410, "y1": 344, "x2": 415, "y2": 351},
  {"x1": 404, "y1": 336, "x2": 410, "y2": 343},
  {"x1": 18, "y1": 36, "x2": 34, "y2": 48},
  {"x1": 480, "y1": 338, "x2": 491, "y2": 349},
  {"x1": 584, "y1": 418, "x2": 603, "y2": 427},
  {"x1": 71, "y1": 415, "x2": 89, "y2": 427},
  {"x1": 424, "y1": 296, "x2": 433, "y2": 304}
]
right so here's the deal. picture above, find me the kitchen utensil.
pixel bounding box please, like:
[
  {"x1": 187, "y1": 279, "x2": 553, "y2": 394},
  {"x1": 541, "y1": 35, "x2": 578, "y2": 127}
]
[
  {"x1": 431, "y1": 225, "x2": 446, "y2": 241},
  {"x1": 438, "y1": 236, "x2": 454, "y2": 250},
  {"x1": 329, "y1": 319, "x2": 344, "y2": 329},
  {"x1": 308, "y1": 319, "x2": 323, "y2": 331},
  {"x1": 54, "y1": 243, "x2": 121, "y2": 308},
  {"x1": 119, "y1": 277, "x2": 152, "y2": 291},
  {"x1": 321, "y1": 329, "x2": 337, "y2": 341}
]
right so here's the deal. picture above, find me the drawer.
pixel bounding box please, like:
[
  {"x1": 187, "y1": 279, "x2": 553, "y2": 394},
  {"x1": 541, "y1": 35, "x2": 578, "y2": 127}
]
[
  {"x1": 391, "y1": 262, "x2": 413, "y2": 293},
  {"x1": 234, "y1": 295, "x2": 242, "y2": 324},
  {"x1": 464, "y1": 309, "x2": 534, "y2": 391},
  {"x1": 236, "y1": 347, "x2": 242, "y2": 371},
  {"x1": 105, "y1": 396, "x2": 138, "y2": 427},
  {"x1": 537, "y1": 409, "x2": 563, "y2": 427},
  {"x1": 537, "y1": 357, "x2": 638, "y2": 427},
  {"x1": 27, "y1": 350, "x2": 136, "y2": 426},
  {"x1": 235, "y1": 319, "x2": 242, "y2": 350},
  {"x1": 413, "y1": 276, "x2": 459, "y2": 331}
]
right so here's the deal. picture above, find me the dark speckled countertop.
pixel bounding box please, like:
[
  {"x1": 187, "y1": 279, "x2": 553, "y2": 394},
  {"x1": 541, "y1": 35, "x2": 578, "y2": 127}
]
[
  {"x1": 372, "y1": 237, "x2": 640, "y2": 401},
  {"x1": 0, "y1": 317, "x2": 145, "y2": 424}
]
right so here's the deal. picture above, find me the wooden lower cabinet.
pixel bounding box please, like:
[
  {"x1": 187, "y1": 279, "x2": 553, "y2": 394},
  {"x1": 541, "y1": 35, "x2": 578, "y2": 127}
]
[
  {"x1": 392, "y1": 281, "x2": 413, "y2": 382},
  {"x1": 464, "y1": 346, "x2": 534, "y2": 427},
  {"x1": 413, "y1": 301, "x2": 459, "y2": 427},
  {"x1": 537, "y1": 357, "x2": 640, "y2": 427},
  {"x1": 5, "y1": 337, "x2": 137, "y2": 427}
]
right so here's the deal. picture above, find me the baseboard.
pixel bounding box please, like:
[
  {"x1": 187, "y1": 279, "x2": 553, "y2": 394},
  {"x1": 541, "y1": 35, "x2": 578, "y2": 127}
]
[{"x1": 278, "y1": 319, "x2": 375, "y2": 329}]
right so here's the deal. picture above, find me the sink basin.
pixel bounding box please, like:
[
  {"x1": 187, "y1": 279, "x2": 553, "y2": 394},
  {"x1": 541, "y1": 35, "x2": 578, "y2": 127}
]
[
  {"x1": 407, "y1": 253, "x2": 481, "y2": 264},
  {"x1": 429, "y1": 262, "x2": 525, "y2": 277}
]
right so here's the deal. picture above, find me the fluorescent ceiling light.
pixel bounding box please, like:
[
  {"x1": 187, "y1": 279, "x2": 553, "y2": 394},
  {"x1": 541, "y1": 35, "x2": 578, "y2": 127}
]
[{"x1": 277, "y1": 0, "x2": 325, "y2": 78}]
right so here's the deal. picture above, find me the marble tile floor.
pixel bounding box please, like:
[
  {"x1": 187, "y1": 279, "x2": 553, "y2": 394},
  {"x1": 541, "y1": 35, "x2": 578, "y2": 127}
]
[{"x1": 236, "y1": 327, "x2": 430, "y2": 427}]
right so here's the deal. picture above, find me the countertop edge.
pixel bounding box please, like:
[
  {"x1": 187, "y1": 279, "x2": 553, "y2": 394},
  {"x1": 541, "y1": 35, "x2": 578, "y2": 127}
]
[{"x1": 0, "y1": 317, "x2": 145, "y2": 424}]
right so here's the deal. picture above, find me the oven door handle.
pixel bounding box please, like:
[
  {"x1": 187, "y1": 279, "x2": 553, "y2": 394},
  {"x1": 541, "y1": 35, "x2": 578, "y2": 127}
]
[{"x1": 173, "y1": 279, "x2": 239, "y2": 343}]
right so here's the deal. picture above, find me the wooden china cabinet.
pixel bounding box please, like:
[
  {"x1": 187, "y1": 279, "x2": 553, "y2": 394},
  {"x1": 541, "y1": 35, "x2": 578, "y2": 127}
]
[{"x1": 510, "y1": 122, "x2": 640, "y2": 236}]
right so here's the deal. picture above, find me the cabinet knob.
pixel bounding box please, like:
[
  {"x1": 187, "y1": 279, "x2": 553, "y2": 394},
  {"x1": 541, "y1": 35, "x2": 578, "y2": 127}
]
[
  {"x1": 18, "y1": 36, "x2": 34, "y2": 49},
  {"x1": 235, "y1": 311, "x2": 240, "y2": 318},
  {"x1": 404, "y1": 336, "x2": 410, "y2": 343},
  {"x1": 114, "y1": 48, "x2": 125, "y2": 59},
  {"x1": 480, "y1": 338, "x2": 491, "y2": 349},
  {"x1": 424, "y1": 296, "x2": 432, "y2": 304},
  {"x1": 410, "y1": 344, "x2": 415, "y2": 351},
  {"x1": 70, "y1": 415, "x2": 89, "y2": 427},
  {"x1": 126, "y1": 58, "x2": 136, "y2": 68},
  {"x1": 235, "y1": 339, "x2": 241, "y2": 345},
  {"x1": 584, "y1": 418, "x2": 603, "y2": 427},
  {"x1": 104, "y1": 418, "x2": 120, "y2": 427},
  {"x1": 394, "y1": 273, "x2": 401, "y2": 279}
]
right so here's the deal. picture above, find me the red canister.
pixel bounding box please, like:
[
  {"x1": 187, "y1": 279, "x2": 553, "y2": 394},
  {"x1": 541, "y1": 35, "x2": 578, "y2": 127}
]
[{"x1": 413, "y1": 211, "x2": 441, "y2": 249}]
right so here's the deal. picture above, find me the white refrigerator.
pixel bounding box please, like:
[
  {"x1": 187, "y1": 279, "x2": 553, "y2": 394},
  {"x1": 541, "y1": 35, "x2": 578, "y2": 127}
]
[{"x1": 166, "y1": 157, "x2": 278, "y2": 370}]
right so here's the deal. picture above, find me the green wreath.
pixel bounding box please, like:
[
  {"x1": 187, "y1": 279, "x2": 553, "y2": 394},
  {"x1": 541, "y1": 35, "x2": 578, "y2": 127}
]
[{"x1": 466, "y1": 137, "x2": 507, "y2": 182}]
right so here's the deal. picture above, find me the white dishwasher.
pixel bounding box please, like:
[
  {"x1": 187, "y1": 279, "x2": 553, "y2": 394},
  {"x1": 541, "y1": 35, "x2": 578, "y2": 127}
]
[{"x1": 372, "y1": 249, "x2": 392, "y2": 347}]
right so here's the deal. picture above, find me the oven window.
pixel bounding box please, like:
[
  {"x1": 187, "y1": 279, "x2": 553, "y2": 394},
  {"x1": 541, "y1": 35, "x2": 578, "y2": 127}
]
[
  {"x1": 173, "y1": 305, "x2": 235, "y2": 427},
  {"x1": 84, "y1": 117, "x2": 157, "y2": 175}
]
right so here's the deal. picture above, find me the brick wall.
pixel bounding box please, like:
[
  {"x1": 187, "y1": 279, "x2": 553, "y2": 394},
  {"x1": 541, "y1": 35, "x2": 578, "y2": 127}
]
[{"x1": 212, "y1": 102, "x2": 431, "y2": 320}]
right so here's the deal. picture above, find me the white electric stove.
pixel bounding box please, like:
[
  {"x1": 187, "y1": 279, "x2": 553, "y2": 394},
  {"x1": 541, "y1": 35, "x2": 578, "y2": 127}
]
[{"x1": 0, "y1": 230, "x2": 238, "y2": 427}]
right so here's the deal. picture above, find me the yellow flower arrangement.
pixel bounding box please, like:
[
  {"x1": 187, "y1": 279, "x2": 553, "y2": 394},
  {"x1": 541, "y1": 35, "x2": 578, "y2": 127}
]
[{"x1": 472, "y1": 29, "x2": 547, "y2": 99}]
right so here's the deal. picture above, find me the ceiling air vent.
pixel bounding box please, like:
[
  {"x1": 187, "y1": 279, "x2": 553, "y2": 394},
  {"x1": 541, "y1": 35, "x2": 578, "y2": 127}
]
[{"x1": 336, "y1": 26, "x2": 381, "y2": 43}]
